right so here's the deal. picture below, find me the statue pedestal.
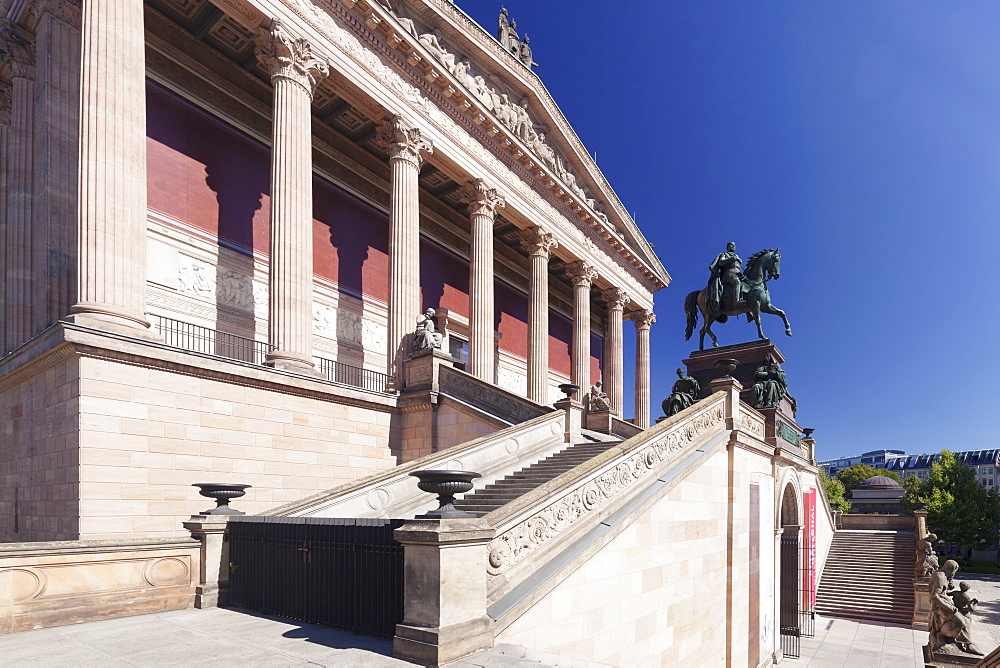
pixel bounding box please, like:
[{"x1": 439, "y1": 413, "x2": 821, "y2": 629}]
[
  {"x1": 913, "y1": 577, "x2": 930, "y2": 629},
  {"x1": 684, "y1": 340, "x2": 801, "y2": 450},
  {"x1": 585, "y1": 408, "x2": 613, "y2": 434},
  {"x1": 923, "y1": 643, "x2": 983, "y2": 666}
]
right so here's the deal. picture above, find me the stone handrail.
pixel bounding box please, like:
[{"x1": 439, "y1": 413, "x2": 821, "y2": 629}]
[
  {"x1": 267, "y1": 409, "x2": 567, "y2": 519},
  {"x1": 483, "y1": 392, "x2": 728, "y2": 599},
  {"x1": 840, "y1": 514, "x2": 916, "y2": 531},
  {"x1": 740, "y1": 403, "x2": 767, "y2": 441},
  {"x1": 610, "y1": 416, "x2": 643, "y2": 439},
  {"x1": 438, "y1": 364, "x2": 552, "y2": 425}
]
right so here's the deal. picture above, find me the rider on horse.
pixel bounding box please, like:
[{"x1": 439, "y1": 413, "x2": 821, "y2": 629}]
[{"x1": 707, "y1": 242, "x2": 748, "y2": 311}]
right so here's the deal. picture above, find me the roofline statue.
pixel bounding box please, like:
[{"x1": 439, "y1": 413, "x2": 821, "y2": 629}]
[{"x1": 684, "y1": 244, "x2": 792, "y2": 350}]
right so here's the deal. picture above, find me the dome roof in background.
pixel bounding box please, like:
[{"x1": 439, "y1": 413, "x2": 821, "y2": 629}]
[{"x1": 858, "y1": 475, "x2": 903, "y2": 490}]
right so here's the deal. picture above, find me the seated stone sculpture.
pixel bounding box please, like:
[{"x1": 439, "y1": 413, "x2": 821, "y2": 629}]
[
  {"x1": 928, "y1": 560, "x2": 983, "y2": 656},
  {"x1": 663, "y1": 368, "x2": 700, "y2": 417},
  {"x1": 413, "y1": 308, "x2": 443, "y2": 351},
  {"x1": 588, "y1": 381, "x2": 612, "y2": 412},
  {"x1": 916, "y1": 533, "x2": 939, "y2": 578}
]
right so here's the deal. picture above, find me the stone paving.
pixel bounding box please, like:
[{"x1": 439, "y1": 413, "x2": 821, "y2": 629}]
[
  {"x1": 786, "y1": 572, "x2": 1000, "y2": 668},
  {"x1": 0, "y1": 607, "x2": 604, "y2": 667}
]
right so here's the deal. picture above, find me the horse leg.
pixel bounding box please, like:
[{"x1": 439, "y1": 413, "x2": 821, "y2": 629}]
[
  {"x1": 753, "y1": 309, "x2": 766, "y2": 340},
  {"x1": 703, "y1": 321, "x2": 719, "y2": 348},
  {"x1": 760, "y1": 302, "x2": 792, "y2": 336}
]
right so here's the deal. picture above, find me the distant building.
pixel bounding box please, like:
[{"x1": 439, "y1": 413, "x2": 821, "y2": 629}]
[
  {"x1": 884, "y1": 450, "x2": 1000, "y2": 489},
  {"x1": 850, "y1": 475, "x2": 905, "y2": 514},
  {"x1": 819, "y1": 449, "x2": 906, "y2": 477}
]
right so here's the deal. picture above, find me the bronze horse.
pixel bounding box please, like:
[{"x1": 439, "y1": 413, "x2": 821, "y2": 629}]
[{"x1": 684, "y1": 248, "x2": 792, "y2": 350}]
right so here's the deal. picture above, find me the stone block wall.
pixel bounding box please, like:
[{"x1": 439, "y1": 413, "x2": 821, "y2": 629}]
[
  {"x1": 497, "y1": 449, "x2": 732, "y2": 666},
  {"x1": 0, "y1": 356, "x2": 81, "y2": 542},
  {"x1": 76, "y1": 357, "x2": 398, "y2": 539},
  {"x1": 396, "y1": 400, "x2": 505, "y2": 463}
]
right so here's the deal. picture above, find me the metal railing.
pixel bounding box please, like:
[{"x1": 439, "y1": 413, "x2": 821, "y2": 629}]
[
  {"x1": 150, "y1": 314, "x2": 268, "y2": 365},
  {"x1": 149, "y1": 314, "x2": 390, "y2": 394},
  {"x1": 316, "y1": 357, "x2": 390, "y2": 394},
  {"x1": 226, "y1": 517, "x2": 404, "y2": 638}
]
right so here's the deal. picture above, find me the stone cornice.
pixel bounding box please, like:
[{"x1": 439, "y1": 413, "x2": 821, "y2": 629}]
[
  {"x1": 219, "y1": 0, "x2": 664, "y2": 302},
  {"x1": 0, "y1": 323, "x2": 399, "y2": 412},
  {"x1": 402, "y1": 0, "x2": 668, "y2": 286}
]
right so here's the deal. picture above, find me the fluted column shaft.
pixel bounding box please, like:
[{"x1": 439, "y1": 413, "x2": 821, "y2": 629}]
[
  {"x1": 602, "y1": 288, "x2": 630, "y2": 416},
  {"x1": 1, "y1": 22, "x2": 35, "y2": 351},
  {"x1": 520, "y1": 227, "x2": 558, "y2": 403},
  {"x1": 68, "y1": 0, "x2": 151, "y2": 332},
  {"x1": 630, "y1": 309, "x2": 655, "y2": 428},
  {"x1": 377, "y1": 115, "x2": 432, "y2": 386},
  {"x1": 460, "y1": 179, "x2": 505, "y2": 382},
  {"x1": 566, "y1": 261, "x2": 598, "y2": 395},
  {"x1": 256, "y1": 23, "x2": 329, "y2": 373},
  {"x1": 0, "y1": 89, "x2": 9, "y2": 350}
]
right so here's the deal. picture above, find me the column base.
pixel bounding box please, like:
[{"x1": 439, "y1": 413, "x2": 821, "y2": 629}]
[
  {"x1": 393, "y1": 616, "x2": 493, "y2": 666},
  {"x1": 265, "y1": 351, "x2": 323, "y2": 378},
  {"x1": 65, "y1": 305, "x2": 162, "y2": 342}
]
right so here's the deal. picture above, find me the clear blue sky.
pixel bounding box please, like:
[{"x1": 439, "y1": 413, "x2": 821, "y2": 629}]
[{"x1": 453, "y1": 1, "x2": 1000, "y2": 461}]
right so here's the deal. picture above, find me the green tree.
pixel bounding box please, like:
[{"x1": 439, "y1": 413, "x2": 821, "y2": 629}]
[
  {"x1": 820, "y1": 470, "x2": 850, "y2": 512},
  {"x1": 901, "y1": 450, "x2": 1000, "y2": 549},
  {"x1": 837, "y1": 463, "x2": 878, "y2": 498}
]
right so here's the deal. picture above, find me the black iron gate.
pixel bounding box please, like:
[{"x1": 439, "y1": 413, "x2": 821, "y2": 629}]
[
  {"x1": 226, "y1": 517, "x2": 405, "y2": 638},
  {"x1": 779, "y1": 529, "x2": 801, "y2": 658}
]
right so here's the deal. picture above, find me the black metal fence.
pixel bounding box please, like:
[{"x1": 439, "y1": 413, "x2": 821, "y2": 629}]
[
  {"x1": 226, "y1": 516, "x2": 405, "y2": 638},
  {"x1": 316, "y1": 357, "x2": 390, "y2": 394},
  {"x1": 779, "y1": 529, "x2": 801, "y2": 658},
  {"x1": 150, "y1": 314, "x2": 268, "y2": 364},
  {"x1": 150, "y1": 314, "x2": 390, "y2": 393}
]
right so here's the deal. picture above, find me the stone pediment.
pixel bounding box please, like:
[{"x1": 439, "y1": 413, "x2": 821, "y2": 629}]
[{"x1": 364, "y1": 0, "x2": 669, "y2": 289}]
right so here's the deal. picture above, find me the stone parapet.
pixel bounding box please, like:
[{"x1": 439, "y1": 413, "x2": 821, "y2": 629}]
[{"x1": 0, "y1": 536, "x2": 199, "y2": 633}]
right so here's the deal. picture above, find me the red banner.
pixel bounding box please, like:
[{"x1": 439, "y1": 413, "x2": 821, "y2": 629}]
[{"x1": 804, "y1": 488, "x2": 817, "y2": 608}]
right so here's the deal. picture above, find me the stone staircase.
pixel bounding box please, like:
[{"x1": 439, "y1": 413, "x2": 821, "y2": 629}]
[
  {"x1": 454, "y1": 435, "x2": 621, "y2": 516},
  {"x1": 815, "y1": 530, "x2": 915, "y2": 625}
]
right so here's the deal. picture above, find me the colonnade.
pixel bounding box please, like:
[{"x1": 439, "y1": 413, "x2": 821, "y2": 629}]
[{"x1": 0, "y1": 7, "x2": 656, "y2": 425}]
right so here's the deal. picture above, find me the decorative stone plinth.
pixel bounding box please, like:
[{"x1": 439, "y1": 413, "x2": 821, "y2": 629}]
[
  {"x1": 393, "y1": 518, "x2": 495, "y2": 666},
  {"x1": 913, "y1": 577, "x2": 930, "y2": 629},
  {"x1": 585, "y1": 408, "x2": 613, "y2": 434},
  {"x1": 402, "y1": 348, "x2": 459, "y2": 396},
  {"x1": 923, "y1": 643, "x2": 983, "y2": 666},
  {"x1": 554, "y1": 397, "x2": 583, "y2": 444},
  {"x1": 182, "y1": 514, "x2": 232, "y2": 609}
]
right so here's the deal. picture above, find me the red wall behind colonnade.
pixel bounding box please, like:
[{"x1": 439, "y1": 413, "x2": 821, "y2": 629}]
[{"x1": 144, "y1": 83, "x2": 602, "y2": 381}]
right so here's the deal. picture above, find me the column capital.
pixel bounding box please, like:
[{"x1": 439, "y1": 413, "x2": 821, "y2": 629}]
[
  {"x1": 34, "y1": 0, "x2": 82, "y2": 26},
  {"x1": 519, "y1": 225, "x2": 559, "y2": 259},
  {"x1": 565, "y1": 260, "x2": 598, "y2": 288},
  {"x1": 377, "y1": 114, "x2": 433, "y2": 168},
  {"x1": 460, "y1": 178, "x2": 505, "y2": 217},
  {"x1": 601, "y1": 287, "x2": 630, "y2": 313},
  {"x1": 0, "y1": 20, "x2": 35, "y2": 79},
  {"x1": 255, "y1": 21, "x2": 329, "y2": 99},
  {"x1": 628, "y1": 308, "x2": 656, "y2": 331}
]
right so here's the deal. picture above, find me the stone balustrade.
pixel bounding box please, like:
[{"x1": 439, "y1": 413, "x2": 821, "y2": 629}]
[
  {"x1": 267, "y1": 409, "x2": 567, "y2": 519},
  {"x1": 0, "y1": 537, "x2": 200, "y2": 633}
]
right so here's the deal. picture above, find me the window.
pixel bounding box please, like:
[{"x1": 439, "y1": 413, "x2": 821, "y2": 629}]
[{"x1": 448, "y1": 336, "x2": 469, "y2": 368}]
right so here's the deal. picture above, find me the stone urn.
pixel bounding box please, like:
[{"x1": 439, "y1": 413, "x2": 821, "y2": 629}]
[
  {"x1": 557, "y1": 383, "x2": 580, "y2": 399},
  {"x1": 192, "y1": 482, "x2": 251, "y2": 516},
  {"x1": 410, "y1": 470, "x2": 481, "y2": 519},
  {"x1": 714, "y1": 359, "x2": 738, "y2": 377}
]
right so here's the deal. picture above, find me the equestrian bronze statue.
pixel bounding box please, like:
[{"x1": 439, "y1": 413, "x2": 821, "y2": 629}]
[{"x1": 684, "y1": 243, "x2": 792, "y2": 350}]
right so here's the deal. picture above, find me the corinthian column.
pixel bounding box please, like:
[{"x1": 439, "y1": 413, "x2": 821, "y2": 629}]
[
  {"x1": 255, "y1": 22, "x2": 329, "y2": 374},
  {"x1": 376, "y1": 115, "x2": 432, "y2": 387},
  {"x1": 519, "y1": 226, "x2": 558, "y2": 404},
  {"x1": 628, "y1": 309, "x2": 656, "y2": 428},
  {"x1": 1, "y1": 22, "x2": 35, "y2": 351},
  {"x1": 0, "y1": 82, "x2": 11, "y2": 352},
  {"x1": 602, "y1": 288, "x2": 630, "y2": 417},
  {"x1": 566, "y1": 261, "x2": 598, "y2": 395},
  {"x1": 67, "y1": 0, "x2": 152, "y2": 334},
  {"x1": 460, "y1": 179, "x2": 505, "y2": 382}
]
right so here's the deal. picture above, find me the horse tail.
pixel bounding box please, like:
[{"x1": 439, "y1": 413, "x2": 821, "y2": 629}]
[{"x1": 684, "y1": 291, "x2": 700, "y2": 340}]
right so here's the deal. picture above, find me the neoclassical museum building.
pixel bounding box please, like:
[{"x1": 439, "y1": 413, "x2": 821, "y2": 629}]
[
  {"x1": 0, "y1": 0, "x2": 668, "y2": 541},
  {"x1": 0, "y1": 2, "x2": 839, "y2": 664}
]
